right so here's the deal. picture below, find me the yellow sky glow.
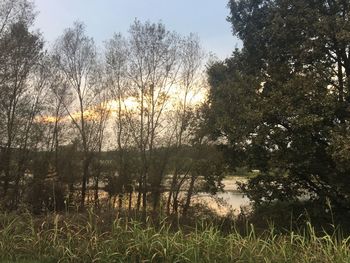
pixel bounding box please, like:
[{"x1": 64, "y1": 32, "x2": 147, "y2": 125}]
[{"x1": 36, "y1": 87, "x2": 207, "y2": 124}]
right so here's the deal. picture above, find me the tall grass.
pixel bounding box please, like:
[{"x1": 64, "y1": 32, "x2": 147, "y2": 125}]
[{"x1": 0, "y1": 211, "x2": 349, "y2": 262}]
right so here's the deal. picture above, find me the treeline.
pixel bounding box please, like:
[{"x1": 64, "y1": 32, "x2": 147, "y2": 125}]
[{"x1": 0, "y1": 0, "x2": 225, "y2": 214}]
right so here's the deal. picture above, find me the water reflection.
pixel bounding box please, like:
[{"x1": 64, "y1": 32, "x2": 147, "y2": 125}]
[
  {"x1": 217, "y1": 191, "x2": 250, "y2": 211},
  {"x1": 192, "y1": 177, "x2": 251, "y2": 215}
]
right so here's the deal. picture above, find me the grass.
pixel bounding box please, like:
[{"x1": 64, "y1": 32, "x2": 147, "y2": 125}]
[{"x1": 0, "y1": 211, "x2": 349, "y2": 262}]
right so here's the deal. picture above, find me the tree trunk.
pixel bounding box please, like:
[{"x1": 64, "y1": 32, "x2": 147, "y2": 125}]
[
  {"x1": 3, "y1": 149, "x2": 11, "y2": 198},
  {"x1": 118, "y1": 193, "x2": 123, "y2": 212},
  {"x1": 182, "y1": 174, "x2": 196, "y2": 217},
  {"x1": 80, "y1": 156, "x2": 90, "y2": 211},
  {"x1": 94, "y1": 176, "x2": 99, "y2": 209},
  {"x1": 167, "y1": 169, "x2": 179, "y2": 214},
  {"x1": 128, "y1": 191, "x2": 133, "y2": 215},
  {"x1": 142, "y1": 173, "x2": 147, "y2": 219},
  {"x1": 136, "y1": 178, "x2": 142, "y2": 211}
]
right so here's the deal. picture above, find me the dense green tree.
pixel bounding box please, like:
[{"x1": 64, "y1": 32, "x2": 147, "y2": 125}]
[{"x1": 206, "y1": 0, "x2": 350, "y2": 210}]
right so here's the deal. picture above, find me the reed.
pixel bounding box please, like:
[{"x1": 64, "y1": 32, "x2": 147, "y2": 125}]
[{"x1": 0, "y1": 212, "x2": 349, "y2": 262}]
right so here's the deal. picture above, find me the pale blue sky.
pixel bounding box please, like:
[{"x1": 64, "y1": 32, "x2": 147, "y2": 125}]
[{"x1": 33, "y1": 0, "x2": 240, "y2": 59}]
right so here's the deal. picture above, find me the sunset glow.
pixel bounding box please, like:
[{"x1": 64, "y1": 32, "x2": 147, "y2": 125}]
[{"x1": 36, "y1": 86, "x2": 207, "y2": 124}]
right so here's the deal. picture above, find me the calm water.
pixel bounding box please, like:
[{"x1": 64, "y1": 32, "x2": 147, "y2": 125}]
[
  {"x1": 192, "y1": 177, "x2": 251, "y2": 215},
  {"x1": 100, "y1": 176, "x2": 250, "y2": 215}
]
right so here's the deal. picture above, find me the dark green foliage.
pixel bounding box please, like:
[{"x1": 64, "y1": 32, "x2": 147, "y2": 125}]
[
  {"x1": 189, "y1": 144, "x2": 226, "y2": 195},
  {"x1": 206, "y1": 0, "x2": 350, "y2": 212}
]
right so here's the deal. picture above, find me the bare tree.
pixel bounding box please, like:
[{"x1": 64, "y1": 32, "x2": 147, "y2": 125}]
[
  {"x1": 12, "y1": 52, "x2": 51, "y2": 208},
  {"x1": 53, "y1": 21, "x2": 99, "y2": 210},
  {"x1": 165, "y1": 34, "x2": 204, "y2": 214},
  {"x1": 105, "y1": 33, "x2": 135, "y2": 212},
  {"x1": 126, "y1": 20, "x2": 182, "y2": 214},
  {"x1": 104, "y1": 21, "x2": 207, "y2": 215},
  {"x1": 89, "y1": 65, "x2": 111, "y2": 208},
  {"x1": 35, "y1": 56, "x2": 75, "y2": 209},
  {"x1": 0, "y1": 0, "x2": 35, "y2": 36}
]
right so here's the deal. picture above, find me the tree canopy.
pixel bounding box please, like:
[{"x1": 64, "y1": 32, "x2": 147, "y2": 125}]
[{"x1": 206, "y1": 0, "x2": 350, "y2": 210}]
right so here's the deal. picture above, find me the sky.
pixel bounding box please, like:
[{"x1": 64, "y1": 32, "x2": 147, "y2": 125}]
[{"x1": 33, "y1": 0, "x2": 241, "y2": 60}]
